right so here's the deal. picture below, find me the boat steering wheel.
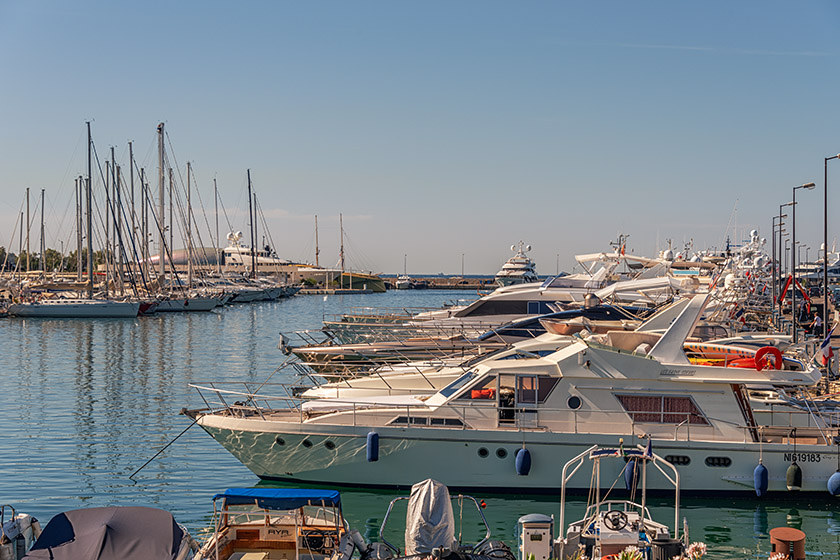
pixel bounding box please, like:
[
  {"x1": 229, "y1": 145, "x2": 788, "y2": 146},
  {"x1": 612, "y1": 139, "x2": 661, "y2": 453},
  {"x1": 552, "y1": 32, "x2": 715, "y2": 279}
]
[{"x1": 603, "y1": 510, "x2": 628, "y2": 531}]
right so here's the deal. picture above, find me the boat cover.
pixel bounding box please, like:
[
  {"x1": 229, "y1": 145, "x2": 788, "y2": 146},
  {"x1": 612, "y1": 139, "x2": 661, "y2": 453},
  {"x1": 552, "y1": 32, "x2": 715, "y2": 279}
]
[
  {"x1": 213, "y1": 488, "x2": 341, "y2": 510},
  {"x1": 404, "y1": 479, "x2": 456, "y2": 555},
  {"x1": 23, "y1": 506, "x2": 186, "y2": 560}
]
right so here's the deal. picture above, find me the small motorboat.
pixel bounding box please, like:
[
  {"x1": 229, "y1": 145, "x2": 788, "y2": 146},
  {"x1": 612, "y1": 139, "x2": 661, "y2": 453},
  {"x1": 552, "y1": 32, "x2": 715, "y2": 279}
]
[
  {"x1": 23, "y1": 506, "x2": 197, "y2": 560},
  {"x1": 1, "y1": 504, "x2": 41, "y2": 560},
  {"x1": 365, "y1": 479, "x2": 514, "y2": 560},
  {"x1": 550, "y1": 444, "x2": 687, "y2": 560},
  {"x1": 194, "y1": 488, "x2": 355, "y2": 560}
]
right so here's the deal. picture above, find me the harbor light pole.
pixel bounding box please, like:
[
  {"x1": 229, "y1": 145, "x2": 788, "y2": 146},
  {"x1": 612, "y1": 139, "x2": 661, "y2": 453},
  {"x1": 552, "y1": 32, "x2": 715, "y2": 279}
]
[
  {"x1": 825, "y1": 155, "x2": 840, "y2": 339},
  {"x1": 779, "y1": 202, "x2": 793, "y2": 326},
  {"x1": 792, "y1": 182, "x2": 816, "y2": 342},
  {"x1": 772, "y1": 215, "x2": 785, "y2": 326}
]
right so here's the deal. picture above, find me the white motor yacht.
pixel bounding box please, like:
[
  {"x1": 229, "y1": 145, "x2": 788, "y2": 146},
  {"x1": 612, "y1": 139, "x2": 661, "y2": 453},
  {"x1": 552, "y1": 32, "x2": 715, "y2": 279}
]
[
  {"x1": 495, "y1": 242, "x2": 539, "y2": 287},
  {"x1": 188, "y1": 294, "x2": 837, "y2": 495}
]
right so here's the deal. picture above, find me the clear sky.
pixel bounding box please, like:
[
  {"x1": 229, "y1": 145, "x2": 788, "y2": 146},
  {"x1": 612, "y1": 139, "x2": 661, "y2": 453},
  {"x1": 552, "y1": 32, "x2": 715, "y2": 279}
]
[{"x1": 2, "y1": 1, "x2": 840, "y2": 275}]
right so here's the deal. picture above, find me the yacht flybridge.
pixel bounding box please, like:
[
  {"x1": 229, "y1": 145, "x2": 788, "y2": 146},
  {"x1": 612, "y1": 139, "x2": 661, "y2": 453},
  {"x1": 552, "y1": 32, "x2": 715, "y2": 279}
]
[{"x1": 187, "y1": 294, "x2": 836, "y2": 495}]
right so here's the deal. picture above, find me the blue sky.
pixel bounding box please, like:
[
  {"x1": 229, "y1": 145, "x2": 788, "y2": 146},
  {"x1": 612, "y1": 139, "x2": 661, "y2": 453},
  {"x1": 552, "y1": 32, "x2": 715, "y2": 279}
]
[{"x1": 2, "y1": 1, "x2": 840, "y2": 275}]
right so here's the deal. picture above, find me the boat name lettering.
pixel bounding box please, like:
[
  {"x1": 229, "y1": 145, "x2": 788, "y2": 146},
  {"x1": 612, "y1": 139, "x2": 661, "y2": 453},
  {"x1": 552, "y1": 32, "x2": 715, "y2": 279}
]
[
  {"x1": 268, "y1": 528, "x2": 292, "y2": 536},
  {"x1": 784, "y1": 452, "x2": 821, "y2": 463},
  {"x1": 660, "y1": 369, "x2": 695, "y2": 377}
]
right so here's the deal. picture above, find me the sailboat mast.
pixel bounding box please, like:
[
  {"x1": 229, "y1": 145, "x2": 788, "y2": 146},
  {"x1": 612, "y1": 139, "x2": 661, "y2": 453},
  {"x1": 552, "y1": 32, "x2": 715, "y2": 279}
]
[
  {"x1": 76, "y1": 176, "x2": 83, "y2": 281},
  {"x1": 40, "y1": 188, "x2": 45, "y2": 272},
  {"x1": 86, "y1": 121, "x2": 94, "y2": 298},
  {"x1": 25, "y1": 187, "x2": 30, "y2": 273},
  {"x1": 187, "y1": 161, "x2": 193, "y2": 288},
  {"x1": 116, "y1": 163, "x2": 124, "y2": 295},
  {"x1": 104, "y1": 161, "x2": 110, "y2": 298},
  {"x1": 315, "y1": 214, "x2": 320, "y2": 267},
  {"x1": 247, "y1": 169, "x2": 256, "y2": 278},
  {"x1": 158, "y1": 123, "x2": 165, "y2": 280},
  {"x1": 214, "y1": 178, "x2": 221, "y2": 275},
  {"x1": 140, "y1": 168, "x2": 148, "y2": 282},
  {"x1": 169, "y1": 168, "x2": 173, "y2": 273},
  {"x1": 129, "y1": 141, "x2": 135, "y2": 260},
  {"x1": 339, "y1": 213, "x2": 344, "y2": 273}
]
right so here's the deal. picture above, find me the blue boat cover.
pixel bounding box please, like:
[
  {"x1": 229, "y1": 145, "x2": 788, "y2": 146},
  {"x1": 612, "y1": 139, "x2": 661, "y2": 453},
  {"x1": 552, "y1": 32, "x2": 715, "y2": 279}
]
[{"x1": 213, "y1": 488, "x2": 341, "y2": 510}]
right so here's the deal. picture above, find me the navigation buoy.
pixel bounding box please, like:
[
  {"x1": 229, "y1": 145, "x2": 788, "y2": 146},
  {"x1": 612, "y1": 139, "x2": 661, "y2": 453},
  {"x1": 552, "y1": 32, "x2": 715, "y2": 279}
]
[
  {"x1": 366, "y1": 431, "x2": 379, "y2": 462},
  {"x1": 754, "y1": 462, "x2": 769, "y2": 497},
  {"x1": 515, "y1": 448, "x2": 531, "y2": 476},
  {"x1": 786, "y1": 462, "x2": 802, "y2": 491},
  {"x1": 828, "y1": 471, "x2": 840, "y2": 496},
  {"x1": 624, "y1": 459, "x2": 641, "y2": 491}
]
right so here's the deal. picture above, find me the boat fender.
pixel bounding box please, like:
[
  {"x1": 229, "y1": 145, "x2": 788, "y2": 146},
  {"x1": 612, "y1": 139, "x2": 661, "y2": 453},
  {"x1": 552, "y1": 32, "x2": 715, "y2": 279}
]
[
  {"x1": 363, "y1": 541, "x2": 394, "y2": 560},
  {"x1": 330, "y1": 533, "x2": 356, "y2": 560},
  {"x1": 754, "y1": 462, "x2": 769, "y2": 497},
  {"x1": 828, "y1": 471, "x2": 840, "y2": 496},
  {"x1": 31, "y1": 518, "x2": 41, "y2": 541},
  {"x1": 624, "y1": 458, "x2": 641, "y2": 491},
  {"x1": 515, "y1": 448, "x2": 531, "y2": 476},
  {"x1": 367, "y1": 431, "x2": 379, "y2": 462},
  {"x1": 786, "y1": 462, "x2": 803, "y2": 491},
  {"x1": 755, "y1": 346, "x2": 783, "y2": 371},
  {"x1": 350, "y1": 530, "x2": 368, "y2": 553}
]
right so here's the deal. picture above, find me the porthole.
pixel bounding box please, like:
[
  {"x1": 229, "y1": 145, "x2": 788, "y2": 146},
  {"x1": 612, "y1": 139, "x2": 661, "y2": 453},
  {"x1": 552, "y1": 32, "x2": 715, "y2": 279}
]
[
  {"x1": 496, "y1": 448, "x2": 508, "y2": 459},
  {"x1": 665, "y1": 455, "x2": 690, "y2": 466},
  {"x1": 478, "y1": 448, "x2": 489, "y2": 458},
  {"x1": 324, "y1": 441, "x2": 336, "y2": 450},
  {"x1": 302, "y1": 439, "x2": 313, "y2": 448},
  {"x1": 704, "y1": 456, "x2": 731, "y2": 467},
  {"x1": 275, "y1": 436, "x2": 285, "y2": 446},
  {"x1": 568, "y1": 396, "x2": 582, "y2": 410}
]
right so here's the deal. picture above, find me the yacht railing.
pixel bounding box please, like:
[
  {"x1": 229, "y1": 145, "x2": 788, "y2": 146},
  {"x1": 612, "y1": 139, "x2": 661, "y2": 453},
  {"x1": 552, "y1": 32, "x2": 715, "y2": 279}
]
[{"x1": 190, "y1": 383, "x2": 825, "y2": 444}]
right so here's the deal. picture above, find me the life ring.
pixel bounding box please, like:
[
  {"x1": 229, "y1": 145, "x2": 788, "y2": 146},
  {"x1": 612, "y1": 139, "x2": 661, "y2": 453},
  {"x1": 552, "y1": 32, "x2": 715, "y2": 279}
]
[{"x1": 754, "y1": 346, "x2": 783, "y2": 371}]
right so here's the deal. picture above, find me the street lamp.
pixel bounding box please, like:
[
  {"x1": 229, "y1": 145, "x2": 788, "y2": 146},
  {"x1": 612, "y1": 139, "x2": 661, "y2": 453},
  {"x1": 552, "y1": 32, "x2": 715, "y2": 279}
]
[
  {"x1": 792, "y1": 182, "x2": 816, "y2": 342},
  {"x1": 772, "y1": 214, "x2": 787, "y2": 324},
  {"x1": 825, "y1": 155, "x2": 840, "y2": 339},
  {"x1": 779, "y1": 202, "x2": 794, "y2": 324}
]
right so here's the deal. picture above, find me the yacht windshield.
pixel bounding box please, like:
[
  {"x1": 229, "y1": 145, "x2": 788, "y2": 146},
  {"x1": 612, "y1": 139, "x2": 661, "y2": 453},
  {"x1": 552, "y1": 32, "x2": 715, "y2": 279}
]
[{"x1": 439, "y1": 371, "x2": 479, "y2": 397}]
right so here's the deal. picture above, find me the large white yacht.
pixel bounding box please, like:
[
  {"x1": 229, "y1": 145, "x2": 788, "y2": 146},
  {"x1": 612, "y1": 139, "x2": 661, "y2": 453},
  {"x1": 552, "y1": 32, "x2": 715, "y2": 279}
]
[
  {"x1": 187, "y1": 294, "x2": 833, "y2": 495},
  {"x1": 495, "y1": 242, "x2": 539, "y2": 287}
]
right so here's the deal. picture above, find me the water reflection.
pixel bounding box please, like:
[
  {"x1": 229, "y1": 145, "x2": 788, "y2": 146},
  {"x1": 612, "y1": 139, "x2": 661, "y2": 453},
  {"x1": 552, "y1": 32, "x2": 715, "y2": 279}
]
[{"x1": 2, "y1": 292, "x2": 840, "y2": 560}]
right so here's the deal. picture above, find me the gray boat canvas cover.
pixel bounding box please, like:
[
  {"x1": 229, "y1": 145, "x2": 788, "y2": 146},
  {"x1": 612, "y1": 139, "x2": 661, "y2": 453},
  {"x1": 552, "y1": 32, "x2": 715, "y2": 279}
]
[
  {"x1": 23, "y1": 506, "x2": 186, "y2": 560},
  {"x1": 404, "y1": 479, "x2": 456, "y2": 556}
]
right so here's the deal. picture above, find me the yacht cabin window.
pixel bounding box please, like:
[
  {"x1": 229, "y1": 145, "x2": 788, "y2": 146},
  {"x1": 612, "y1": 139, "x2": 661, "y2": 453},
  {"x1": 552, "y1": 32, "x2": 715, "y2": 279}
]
[{"x1": 615, "y1": 394, "x2": 709, "y2": 425}]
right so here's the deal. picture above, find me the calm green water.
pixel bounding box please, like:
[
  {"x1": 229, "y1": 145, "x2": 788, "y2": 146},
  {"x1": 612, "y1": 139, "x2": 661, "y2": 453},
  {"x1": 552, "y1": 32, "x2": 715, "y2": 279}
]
[{"x1": 1, "y1": 290, "x2": 839, "y2": 558}]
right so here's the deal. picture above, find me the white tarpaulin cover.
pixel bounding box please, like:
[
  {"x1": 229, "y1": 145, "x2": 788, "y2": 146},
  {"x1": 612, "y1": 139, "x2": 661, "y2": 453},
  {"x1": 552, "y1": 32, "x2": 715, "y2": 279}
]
[{"x1": 404, "y1": 479, "x2": 456, "y2": 555}]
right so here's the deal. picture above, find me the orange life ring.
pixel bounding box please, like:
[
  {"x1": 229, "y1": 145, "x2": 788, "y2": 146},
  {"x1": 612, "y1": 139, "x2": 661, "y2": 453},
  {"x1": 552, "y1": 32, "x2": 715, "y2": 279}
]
[{"x1": 754, "y1": 346, "x2": 783, "y2": 371}]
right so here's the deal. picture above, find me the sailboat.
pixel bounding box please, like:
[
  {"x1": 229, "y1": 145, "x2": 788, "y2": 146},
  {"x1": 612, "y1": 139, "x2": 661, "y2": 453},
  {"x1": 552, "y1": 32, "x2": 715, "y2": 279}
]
[
  {"x1": 395, "y1": 254, "x2": 412, "y2": 289},
  {"x1": 7, "y1": 123, "x2": 139, "y2": 318}
]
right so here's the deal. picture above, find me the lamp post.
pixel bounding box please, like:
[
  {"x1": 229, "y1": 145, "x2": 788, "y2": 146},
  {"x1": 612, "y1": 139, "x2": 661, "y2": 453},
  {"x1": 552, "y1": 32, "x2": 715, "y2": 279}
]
[
  {"x1": 772, "y1": 215, "x2": 786, "y2": 327},
  {"x1": 825, "y1": 155, "x2": 840, "y2": 339},
  {"x1": 792, "y1": 182, "x2": 816, "y2": 342},
  {"x1": 782, "y1": 235, "x2": 791, "y2": 327},
  {"x1": 779, "y1": 202, "x2": 794, "y2": 324}
]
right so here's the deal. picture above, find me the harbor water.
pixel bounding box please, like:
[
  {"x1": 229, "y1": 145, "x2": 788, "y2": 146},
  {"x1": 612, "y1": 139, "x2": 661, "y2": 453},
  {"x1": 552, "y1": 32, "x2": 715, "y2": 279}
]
[{"x1": 2, "y1": 290, "x2": 840, "y2": 558}]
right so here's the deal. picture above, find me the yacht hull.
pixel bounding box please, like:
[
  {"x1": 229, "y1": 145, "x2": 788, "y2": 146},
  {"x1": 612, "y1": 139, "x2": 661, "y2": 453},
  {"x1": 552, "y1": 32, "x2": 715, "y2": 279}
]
[
  {"x1": 195, "y1": 415, "x2": 839, "y2": 495},
  {"x1": 8, "y1": 300, "x2": 140, "y2": 318}
]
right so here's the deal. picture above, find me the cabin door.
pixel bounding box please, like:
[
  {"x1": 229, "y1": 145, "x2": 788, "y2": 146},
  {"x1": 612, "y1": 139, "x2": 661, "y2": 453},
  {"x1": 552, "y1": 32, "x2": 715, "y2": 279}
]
[{"x1": 498, "y1": 374, "x2": 538, "y2": 427}]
